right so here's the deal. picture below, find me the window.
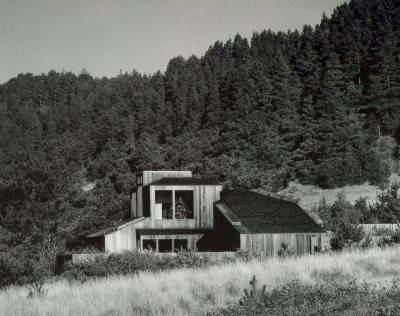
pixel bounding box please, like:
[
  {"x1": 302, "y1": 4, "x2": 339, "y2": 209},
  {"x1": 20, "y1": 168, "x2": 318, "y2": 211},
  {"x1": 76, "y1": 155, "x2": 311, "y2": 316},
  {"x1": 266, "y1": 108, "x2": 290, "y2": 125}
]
[
  {"x1": 143, "y1": 239, "x2": 156, "y2": 251},
  {"x1": 174, "y1": 239, "x2": 188, "y2": 252},
  {"x1": 137, "y1": 175, "x2": 143, "y2": 186},
  {"x1": 158, "y1": 239, "x2": 173, "y2": 252},
  {"x1": 175, "y1": 191, "x2": 194, "y2": 219},
  {"x1": 155, "y1": 190, "x2": 173, "y2": 219}
]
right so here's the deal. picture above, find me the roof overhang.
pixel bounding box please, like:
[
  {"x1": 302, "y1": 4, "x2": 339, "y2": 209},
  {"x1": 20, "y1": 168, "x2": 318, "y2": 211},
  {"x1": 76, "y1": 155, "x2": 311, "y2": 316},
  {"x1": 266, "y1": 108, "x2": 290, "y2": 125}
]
[
  {"x1": 215, "y1": 203, "x2": 241, "y2": 225},
  {"x1": 136, "y1": 229, "x2": 212, "y2": 236},
  {"x1": 86, "y1": 217, "x2": 146, "y2": 238}
]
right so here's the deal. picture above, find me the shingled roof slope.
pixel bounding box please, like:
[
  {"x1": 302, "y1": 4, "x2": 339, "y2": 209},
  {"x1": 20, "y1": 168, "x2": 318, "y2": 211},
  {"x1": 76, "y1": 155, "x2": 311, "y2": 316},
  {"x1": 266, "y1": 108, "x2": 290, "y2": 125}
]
[
  {"x1": 149, "y1": 177, "x2": 219, "y2": 186},
  {"x1": 87, "y1": 217, "x2": 145, "y2": 237},
  {"x1": 216, "y1": 190, "x2": 325, "y2": 234}
]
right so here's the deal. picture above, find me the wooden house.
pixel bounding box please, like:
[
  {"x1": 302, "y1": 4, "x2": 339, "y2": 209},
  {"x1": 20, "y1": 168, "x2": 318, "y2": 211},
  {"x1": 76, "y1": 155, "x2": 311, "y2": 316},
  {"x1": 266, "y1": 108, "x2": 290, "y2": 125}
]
[
  {"x1": 214, "y1": 190, "x2": 327, "y2": 255},
  {"x1": 86, "y1": 170, "x2": 328, "y2": 256},
  {"x1": 87, "y1": 171, "x2": 223, "y2": 253}
]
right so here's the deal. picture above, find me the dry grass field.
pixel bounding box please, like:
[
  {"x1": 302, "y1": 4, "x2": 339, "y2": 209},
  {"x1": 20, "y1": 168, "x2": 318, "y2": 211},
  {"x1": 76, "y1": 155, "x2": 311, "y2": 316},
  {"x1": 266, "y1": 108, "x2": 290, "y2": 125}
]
[
  {"x1": 2, "y1": 246, "x2": 400, "y2": 316},
  {"x1": 278, "y1": 173, "x2": 400, "y2": 212}
]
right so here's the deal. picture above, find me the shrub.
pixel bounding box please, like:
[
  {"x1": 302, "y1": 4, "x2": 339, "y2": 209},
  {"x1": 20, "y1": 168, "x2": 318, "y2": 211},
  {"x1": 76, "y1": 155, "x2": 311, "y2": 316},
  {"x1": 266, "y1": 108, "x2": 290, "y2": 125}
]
[
  {"x1": 377, "y1": 229, "x2": 400, "y2": 248},
  {"x1": 62, "y1": 249, "x2": 216, "y2": 282},
  {"x1": 0, "y1": 252, "x2": 34, "y2": 289},
  {"x1": 316, "y1": 194, "x2": 365, "y2": 250},
  {"x1": 329, "y1": 222, "x2": 365, "y2": 251},
  {"x1": 24, "y1": 263, "x2": 50, "y2": 298},
  {"x1": 236, "y1": 250, "x2": 258, "y2": 262},
  {"x1": 239, "y1": 275, "x2": 266, "y2": 306},
  {"x1": 174, "y1": 249, "x2": 210, "y2": 268},
  {"x1": 277, "y1": 242, "x2": 295, "y2": 258},
  {"x1": 361, "y1": 234, "x2": 373, "y2": 249},
  {"x1": 209, "y1": 280, "x2": 400, "y2": 316},
  {"x1": 0, "y1": 253, "x2": 23, "y2": 289},
  {"x1": 367, "y1": 182, "x2": 400, "y2": 223}
]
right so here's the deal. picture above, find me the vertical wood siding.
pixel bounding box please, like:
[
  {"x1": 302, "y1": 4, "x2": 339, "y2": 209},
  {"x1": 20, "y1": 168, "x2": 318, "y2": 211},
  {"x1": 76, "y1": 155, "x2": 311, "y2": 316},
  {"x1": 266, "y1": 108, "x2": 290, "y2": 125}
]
[
  {"x1": 142, "y1": 171, "x2": 192, "y2": 186},
  {"x1": 136, "y1": 186, "x2": 143, "y2": 217},
  {"x1": 149, "y1": 185, "x2": 222, "y2": 229},
  {"x1": 131, "y1": 192, "x2": 136, "y2": 217},
  {"x1": 105, "y1": 218, "x2": 150, "y2": 252},
  {"x1": 140, "y1": 234, "x2": 203, "y2": 251},
  {"x1": 359, "y1": 224, "x2": 399, "y2": 235},
  {"x1": 104, "y1": 183, "x2": 221, "y2": 252},
  {"x1": 240, "y1": 233, "x2": 328, "y2": 257}
]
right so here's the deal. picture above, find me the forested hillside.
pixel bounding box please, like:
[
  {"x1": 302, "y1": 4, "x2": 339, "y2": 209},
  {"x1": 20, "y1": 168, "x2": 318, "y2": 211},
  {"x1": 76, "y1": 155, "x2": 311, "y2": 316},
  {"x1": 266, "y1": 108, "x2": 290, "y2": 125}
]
[{"x1": 1, "y1": 0, "x2": 400, "y2": 262}]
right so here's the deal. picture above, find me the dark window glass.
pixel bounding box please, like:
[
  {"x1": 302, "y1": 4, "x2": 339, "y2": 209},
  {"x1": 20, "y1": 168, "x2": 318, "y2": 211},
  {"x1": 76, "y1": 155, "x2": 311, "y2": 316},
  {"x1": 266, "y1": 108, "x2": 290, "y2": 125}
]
[
  {"x1": 175, "y1": 191, "x2": 194, "y2": 219},
  {"x1": 174, "y1": 239, "x2": 188, "y2": 252},
  {"x1": 155, "y1": 190, "x2": 173, "y2": 219},
  {"x1": 158, "y1": 239, "x2": 173, "y2": 252},
  {"x1": 143, "y1": 239, "x2": 156, "y2": 251}
]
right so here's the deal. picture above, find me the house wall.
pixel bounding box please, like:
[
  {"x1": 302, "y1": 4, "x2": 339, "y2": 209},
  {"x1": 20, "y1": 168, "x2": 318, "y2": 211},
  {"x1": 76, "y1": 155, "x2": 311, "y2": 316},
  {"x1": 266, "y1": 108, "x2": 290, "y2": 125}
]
[
  {"x1": 130, "y1": 192, "x2": 136, "y2": 218},
  {"x1": 136, "y1": 186, "x2": 143, "y2": 217},
  {"x1": 140, "y1": 234, "x2": 204, "y2": 252},
  {"x1": 104, "y1": 218, "x2": 150, "y2": 252},
  {"x1": 104, "y1": 183, "x2": 222, "y2": 252},
  {"x1": 240, "y1": 233, "x2": 328, "y2": 256},
  {"x1": 149, "y1": 185, "x2": 223, "y2": 229},
  {"x1": 141, "y1": 171, "x2": 192, "y2": 186},
  {"x1": 359, "y1": 224, "x2": 399, "y2": 235},
  {"x1": 214, "y1": 206, "x2": 241, "y2": 251}
]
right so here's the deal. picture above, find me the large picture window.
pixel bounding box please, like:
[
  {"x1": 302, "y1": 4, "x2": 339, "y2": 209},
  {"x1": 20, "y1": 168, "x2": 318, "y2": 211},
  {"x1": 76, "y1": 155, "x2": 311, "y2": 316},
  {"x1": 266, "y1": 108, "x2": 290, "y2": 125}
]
[
  {"x1": 174, "y1": 191, "x2": 194, "y2": 219},
  {"x1": 174, "y1": 239, "x2": 188, "y2": 251},
  {"x1": 142, "y1": 238, "x2": 189, "y2": 253},
  {"x1": 143, "y1": 239, "x2": 157, "y2": 251},
  {"x1": 155, "y1": 190, "x2": 173, "y2": 219},
  {"x1": 158, "y1": 239, "x2": 173, "y2": 252}
]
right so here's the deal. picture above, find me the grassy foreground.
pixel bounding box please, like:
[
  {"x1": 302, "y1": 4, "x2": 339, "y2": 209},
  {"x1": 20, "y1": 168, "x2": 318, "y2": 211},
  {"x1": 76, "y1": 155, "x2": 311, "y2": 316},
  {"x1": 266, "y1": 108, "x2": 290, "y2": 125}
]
[{"x1": 2, "y1": 247, "x2": 400, "y2": 316}]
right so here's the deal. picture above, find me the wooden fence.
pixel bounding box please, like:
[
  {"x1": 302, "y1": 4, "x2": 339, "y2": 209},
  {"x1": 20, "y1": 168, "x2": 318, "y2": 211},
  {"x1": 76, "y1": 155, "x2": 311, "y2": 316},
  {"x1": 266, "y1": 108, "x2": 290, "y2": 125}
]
[{"x1": 359, "y1": 224, "x2": 399, "y2": 236}]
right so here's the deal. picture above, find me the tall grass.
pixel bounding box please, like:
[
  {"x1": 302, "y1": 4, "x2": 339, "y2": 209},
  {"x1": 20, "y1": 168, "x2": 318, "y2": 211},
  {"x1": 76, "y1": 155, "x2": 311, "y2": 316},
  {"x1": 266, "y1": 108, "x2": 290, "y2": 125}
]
[
  {"x1": 277, "y1": 173, "x2": 400, "y2": 212},
  {"x1": 2, "y1": 247, "x2": 400, "y2": 316}
]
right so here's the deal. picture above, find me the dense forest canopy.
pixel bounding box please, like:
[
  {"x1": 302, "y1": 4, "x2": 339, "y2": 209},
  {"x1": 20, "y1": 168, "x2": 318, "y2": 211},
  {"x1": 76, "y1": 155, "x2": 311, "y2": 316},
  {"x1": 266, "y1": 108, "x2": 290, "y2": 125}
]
[{"x1": 1, "y1": 0, "x2": 400, "y2": 262}]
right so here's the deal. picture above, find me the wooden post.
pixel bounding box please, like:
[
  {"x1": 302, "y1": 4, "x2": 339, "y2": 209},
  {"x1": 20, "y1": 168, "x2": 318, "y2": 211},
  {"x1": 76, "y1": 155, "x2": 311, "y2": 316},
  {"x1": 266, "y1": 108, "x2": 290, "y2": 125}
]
[
  {"x1": 150, "y1": 186, "x2": 154, "y2": 227},
  {"x1": 310, "y1": 235, "x2": 317, "y2": 254},
  {"x1": 172, "y1": 189, "x2": 176, "y2": 227}
]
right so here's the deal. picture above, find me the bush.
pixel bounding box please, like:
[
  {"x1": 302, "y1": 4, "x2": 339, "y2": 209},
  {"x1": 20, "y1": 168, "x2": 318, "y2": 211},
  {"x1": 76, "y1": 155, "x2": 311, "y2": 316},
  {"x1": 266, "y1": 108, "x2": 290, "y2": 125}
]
[
  {"x1": 329, "y1": 222, "x2": 365, "y2": 251},
  {"x1": 0, "y1": 252, "x2": 33, "y2": 289},
  {"x1": 316, "y1": 194, "x2": 365, "y2": 250},
  {"x1": 235, "y1": 250, "x2": 258, "y2": 262},
  {"x1": 277, "y1": 242, "x2": 295, "y2": 258},
  {"x1": 174, "y1": 249, "x2": 210, "y2": 268},
  {"x1": 209, "y1": 280, "x2": 400, "y2": 316},
  {"x1": 377, "y1": 229, "x2": 400, "y2": 248},
  {"x1": 62, "y1": 249, "x2": 214, "y2": 282},
  {"x1": 24, "y1": 262, "x2": 51, "y2": 298},
  {"x1": 239, "y1": 275, "x2": 266, "y2": 306}
]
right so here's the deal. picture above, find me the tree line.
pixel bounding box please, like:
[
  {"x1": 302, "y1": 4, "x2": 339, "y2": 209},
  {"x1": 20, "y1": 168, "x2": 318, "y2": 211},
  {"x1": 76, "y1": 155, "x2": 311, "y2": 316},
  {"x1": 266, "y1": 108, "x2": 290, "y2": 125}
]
[{"x1": 0, "y1": 0, "x2": 400, "y2": 270}]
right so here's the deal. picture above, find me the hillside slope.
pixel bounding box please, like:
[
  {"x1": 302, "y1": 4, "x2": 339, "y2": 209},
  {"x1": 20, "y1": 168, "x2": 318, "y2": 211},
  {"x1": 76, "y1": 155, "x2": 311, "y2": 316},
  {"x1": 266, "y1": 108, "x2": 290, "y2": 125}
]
[
  {"x1": 279, "y1": 173, "x2": 400, "y2": 212},
  {"x1": 1, "y1": 0, "x2": 400, "y2": 272}
]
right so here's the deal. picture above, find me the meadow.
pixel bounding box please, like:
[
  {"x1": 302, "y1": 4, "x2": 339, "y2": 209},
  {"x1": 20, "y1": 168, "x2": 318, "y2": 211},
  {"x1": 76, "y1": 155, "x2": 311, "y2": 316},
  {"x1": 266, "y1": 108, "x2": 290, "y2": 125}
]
[
  {"x1": 278, "y1": 173, "x2": 400, "y2": 213},
  {"x1": 2, "y1": 246, "x2": 400, "y2": 316}
]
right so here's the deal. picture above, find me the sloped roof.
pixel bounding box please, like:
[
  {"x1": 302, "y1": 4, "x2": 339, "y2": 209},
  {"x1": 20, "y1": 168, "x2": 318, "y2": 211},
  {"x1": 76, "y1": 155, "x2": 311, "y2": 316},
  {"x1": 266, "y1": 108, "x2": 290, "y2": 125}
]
[
  {"x1": 149, "y1": 177, "x2": 220, "y2": 186},
  {"x1": 216, "y1": 190, "x2": 325, "y2": 234},
  {"x1": 86, "y1": 217, "x2": 146, "y2": 237}
]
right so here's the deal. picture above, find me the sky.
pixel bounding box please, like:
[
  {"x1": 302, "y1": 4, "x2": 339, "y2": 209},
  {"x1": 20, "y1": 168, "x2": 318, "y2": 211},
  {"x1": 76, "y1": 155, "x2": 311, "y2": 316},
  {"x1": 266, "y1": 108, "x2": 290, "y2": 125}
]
[{"x1": 0, "y1": 0, "x2": 345, "y2": 84}]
